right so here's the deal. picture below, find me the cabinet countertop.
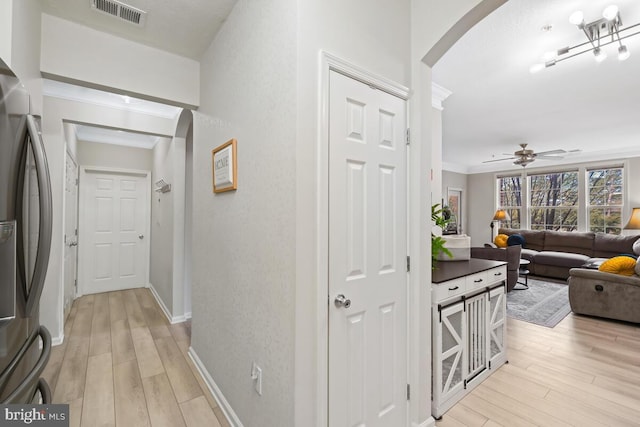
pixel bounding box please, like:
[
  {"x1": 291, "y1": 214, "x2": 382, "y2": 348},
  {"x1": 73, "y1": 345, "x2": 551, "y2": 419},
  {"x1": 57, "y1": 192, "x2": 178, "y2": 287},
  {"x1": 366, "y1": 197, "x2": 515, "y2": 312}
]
[{"x1": 432, "y1": 259, "x2": 506, "y2": 284}]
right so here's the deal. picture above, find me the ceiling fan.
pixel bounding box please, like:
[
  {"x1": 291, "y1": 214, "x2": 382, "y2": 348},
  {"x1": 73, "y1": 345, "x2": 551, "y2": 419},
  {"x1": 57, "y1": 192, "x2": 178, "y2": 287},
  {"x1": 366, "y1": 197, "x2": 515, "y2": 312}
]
[{"x1": 483, "y1": 143, "x2": 567, "y2": 167}]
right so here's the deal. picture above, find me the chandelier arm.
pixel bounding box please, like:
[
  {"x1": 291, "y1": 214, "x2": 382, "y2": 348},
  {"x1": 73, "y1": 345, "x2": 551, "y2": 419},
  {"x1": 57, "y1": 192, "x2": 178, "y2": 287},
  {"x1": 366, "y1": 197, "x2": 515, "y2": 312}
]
[{"x1": 556, "y1": 26, "x2": 640, "y2": 63}]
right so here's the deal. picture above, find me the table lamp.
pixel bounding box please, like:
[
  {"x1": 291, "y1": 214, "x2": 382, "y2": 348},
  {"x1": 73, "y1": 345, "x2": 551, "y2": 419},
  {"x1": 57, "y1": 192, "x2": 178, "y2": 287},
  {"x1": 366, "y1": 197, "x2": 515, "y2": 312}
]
[
  {"x1": 490, "y1": 209, "x2": 510, "y2": 242},
  {"x1": 624, "y1": 207, "x2": 640, "y2": 229}
]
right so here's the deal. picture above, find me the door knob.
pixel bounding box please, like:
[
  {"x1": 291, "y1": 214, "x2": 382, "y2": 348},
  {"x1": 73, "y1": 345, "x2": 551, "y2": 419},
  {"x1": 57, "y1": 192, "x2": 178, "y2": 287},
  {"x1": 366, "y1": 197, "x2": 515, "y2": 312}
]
[
  {"x1": 334, "y1": 294, "x2": 351, "y2": 309},
  {"x1": 138, "y1": 234, "x2": 144, "y2": 240}
]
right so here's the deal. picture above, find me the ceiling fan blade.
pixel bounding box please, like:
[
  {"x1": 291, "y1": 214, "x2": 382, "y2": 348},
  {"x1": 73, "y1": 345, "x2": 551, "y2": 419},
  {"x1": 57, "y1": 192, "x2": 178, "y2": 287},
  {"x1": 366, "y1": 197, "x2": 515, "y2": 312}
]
[
  {"x1": 536, "y1": 155, "x2": 565, "y2": 160},
  {"x1": 534, "y1": 149, "x2": 566, "y2": 156},
  {"x1": 482, "y1": 156, "x2": 517, "y2": 163}
]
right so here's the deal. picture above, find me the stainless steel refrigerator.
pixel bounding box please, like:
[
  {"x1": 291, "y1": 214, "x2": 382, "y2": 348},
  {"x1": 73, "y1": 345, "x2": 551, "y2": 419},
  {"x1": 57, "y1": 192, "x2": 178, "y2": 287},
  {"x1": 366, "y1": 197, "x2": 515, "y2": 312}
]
[{"x1": 0, "y1": 59, "x2": 52, "y2": 404}]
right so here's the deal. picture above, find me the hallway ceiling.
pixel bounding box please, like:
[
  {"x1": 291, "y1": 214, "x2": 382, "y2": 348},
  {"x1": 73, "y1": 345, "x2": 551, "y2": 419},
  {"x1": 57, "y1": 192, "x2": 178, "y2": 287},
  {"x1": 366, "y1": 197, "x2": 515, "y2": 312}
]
[
  {"x1": 39, "y1": 0, "x2": 238, "y2": 60},
  {"x1": 433, "y1": 0, "x2": 640, "y2": 174}
]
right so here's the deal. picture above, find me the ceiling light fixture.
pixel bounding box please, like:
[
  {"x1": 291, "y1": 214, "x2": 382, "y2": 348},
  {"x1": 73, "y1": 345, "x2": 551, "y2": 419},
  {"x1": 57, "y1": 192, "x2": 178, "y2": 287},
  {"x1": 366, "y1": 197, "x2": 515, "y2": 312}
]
[{"x1": 531, "y1": 4, "x2": 638, "y2": 73}]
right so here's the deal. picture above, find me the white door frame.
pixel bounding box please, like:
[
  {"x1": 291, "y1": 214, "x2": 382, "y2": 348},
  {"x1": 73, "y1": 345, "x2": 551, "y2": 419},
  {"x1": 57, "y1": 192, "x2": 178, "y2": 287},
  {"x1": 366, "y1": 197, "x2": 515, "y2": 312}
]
[
  {"x1": 63, "y1": 148, "x2": 79, "y2": 315},
  {"x1": 77, "y1": 165, "x2": 151, "y2": 297},
  {"x1": 318, "y1": 52, "x2": 414, "y2": 426}
]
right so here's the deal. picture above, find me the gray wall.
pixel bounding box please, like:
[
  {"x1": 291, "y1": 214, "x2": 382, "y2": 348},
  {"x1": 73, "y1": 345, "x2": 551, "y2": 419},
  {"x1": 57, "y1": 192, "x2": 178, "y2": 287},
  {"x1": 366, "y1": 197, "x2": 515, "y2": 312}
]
[
  {"x1": 190, "y1": 0, "x2": 297, "y2": 425},
  {"x1": 150, "y1": 137, "x2": 174, "y2": 313},
  {"x1": 442, "y1": 170, "x2": 468, "y2": 234}
]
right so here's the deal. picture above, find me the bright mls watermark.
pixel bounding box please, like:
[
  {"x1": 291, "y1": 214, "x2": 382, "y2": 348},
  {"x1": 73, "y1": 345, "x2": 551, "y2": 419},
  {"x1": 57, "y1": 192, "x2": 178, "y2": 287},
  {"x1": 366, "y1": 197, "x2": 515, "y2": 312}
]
[{"x1": 0, "y1": 405, "x2": 68, "y2": 426}]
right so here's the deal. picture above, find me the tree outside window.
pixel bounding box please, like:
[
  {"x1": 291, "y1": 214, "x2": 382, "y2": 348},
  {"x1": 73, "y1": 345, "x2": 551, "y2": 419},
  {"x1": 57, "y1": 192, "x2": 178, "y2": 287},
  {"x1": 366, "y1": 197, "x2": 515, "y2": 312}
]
[
  {"x1": 497, "y1": 176, "x2": 521, "y2": 228},
  {"x1": 588, "y1": 167, "x2": 623, "y2": 234},
  {"x1": 529, "y1": 171, "x2": 578, "y2": 231}
]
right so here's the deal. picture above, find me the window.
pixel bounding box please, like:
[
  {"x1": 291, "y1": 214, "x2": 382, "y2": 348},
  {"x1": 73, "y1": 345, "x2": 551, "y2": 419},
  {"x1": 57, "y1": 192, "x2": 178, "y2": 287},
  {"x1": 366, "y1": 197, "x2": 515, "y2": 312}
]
[
  {"x1": 588, "y1": 167, "x2": 623, "y2": 234},
  {"x1": 495, "y1": 165, "x2": 625, "y2": 235},
  {"x1": 497, "y1": 175, "x2": 521, "y2": 228}
]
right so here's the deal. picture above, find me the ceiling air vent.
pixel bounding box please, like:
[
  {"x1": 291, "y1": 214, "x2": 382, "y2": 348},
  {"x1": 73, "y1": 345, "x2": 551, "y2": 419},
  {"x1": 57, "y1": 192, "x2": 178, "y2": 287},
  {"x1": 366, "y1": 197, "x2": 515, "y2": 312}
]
[{"x1": 91, "y1": 0, "x2": 147, "y2": 26}]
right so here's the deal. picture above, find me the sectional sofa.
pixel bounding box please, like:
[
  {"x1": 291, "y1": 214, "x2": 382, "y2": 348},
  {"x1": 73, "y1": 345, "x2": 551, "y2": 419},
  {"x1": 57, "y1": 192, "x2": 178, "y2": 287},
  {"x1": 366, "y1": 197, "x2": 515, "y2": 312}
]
[{"x1": 498, "y1": 228, "x2": 640, "y2": 280}]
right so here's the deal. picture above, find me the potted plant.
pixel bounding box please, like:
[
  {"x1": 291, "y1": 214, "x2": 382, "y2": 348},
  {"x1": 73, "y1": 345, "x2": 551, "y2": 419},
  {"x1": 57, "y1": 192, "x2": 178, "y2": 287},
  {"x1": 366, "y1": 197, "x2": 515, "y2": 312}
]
[{"x1": 432, "y1": 203, "x2": 453, "y2": 269}]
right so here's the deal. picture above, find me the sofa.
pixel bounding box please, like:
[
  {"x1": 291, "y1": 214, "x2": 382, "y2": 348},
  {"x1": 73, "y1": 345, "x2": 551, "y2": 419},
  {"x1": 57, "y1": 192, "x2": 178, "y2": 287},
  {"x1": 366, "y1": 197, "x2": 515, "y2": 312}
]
[
  {"x1": 497, "y1": 228, "x2": 640, "y2": 280},
  {"x1": 568, "y1": 268, "x2": 640, "y2": 323},
  {"x1": 470, "y1": 245, "x2": 522, "y2": 292}
]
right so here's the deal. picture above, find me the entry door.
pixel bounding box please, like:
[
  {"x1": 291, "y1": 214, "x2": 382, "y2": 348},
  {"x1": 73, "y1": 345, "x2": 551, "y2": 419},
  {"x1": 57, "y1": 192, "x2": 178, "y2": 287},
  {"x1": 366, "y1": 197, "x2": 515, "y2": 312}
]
[
  {"x1": 63, "y1": 151, "x2": 78, "y2": 318},
  {"x1": 328, "y1": 71, "x2": 408, "y2": 426},
  {"x1": 79, "y1": 169, "x2": 149, "y2": 295}
]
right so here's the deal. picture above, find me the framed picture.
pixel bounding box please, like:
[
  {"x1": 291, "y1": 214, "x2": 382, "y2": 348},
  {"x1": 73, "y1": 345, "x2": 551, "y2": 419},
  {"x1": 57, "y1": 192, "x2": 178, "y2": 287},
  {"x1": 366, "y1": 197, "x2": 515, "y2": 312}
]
[
  {"x1": 446, "y1": 187, "x2": 463, "y2": 235},
  {"x1": 212, "y1": 138, "x2": 237, "y2": 193}
]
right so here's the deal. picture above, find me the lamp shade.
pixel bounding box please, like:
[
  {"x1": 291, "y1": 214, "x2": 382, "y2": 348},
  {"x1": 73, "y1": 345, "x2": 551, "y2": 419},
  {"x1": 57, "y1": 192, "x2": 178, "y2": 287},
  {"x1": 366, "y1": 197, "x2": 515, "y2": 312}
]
[
  {"x1": 492, "y1": 209, "x2": 510, "y2": 221},
  {"x1": 624, "y1": 208, "x2": 640, "y2": 229}
]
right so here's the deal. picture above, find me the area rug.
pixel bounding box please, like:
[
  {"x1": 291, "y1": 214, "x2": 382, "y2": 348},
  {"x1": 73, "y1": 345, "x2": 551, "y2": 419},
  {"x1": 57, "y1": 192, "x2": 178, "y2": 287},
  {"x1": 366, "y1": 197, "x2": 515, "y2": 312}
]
[{"x1": 507, "y1": 277, "x2": 571, "y2": 328}]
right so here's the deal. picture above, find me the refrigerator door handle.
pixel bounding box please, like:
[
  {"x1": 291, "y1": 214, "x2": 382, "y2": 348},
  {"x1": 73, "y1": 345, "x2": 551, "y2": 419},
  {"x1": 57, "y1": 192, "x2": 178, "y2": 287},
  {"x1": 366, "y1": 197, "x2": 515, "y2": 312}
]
[
  {"x1": 23, "y1": 116, "x2": 52, "y2": 317},
  {"x1": 0, "y1": 325, "x2": 51, "y2": 404}
]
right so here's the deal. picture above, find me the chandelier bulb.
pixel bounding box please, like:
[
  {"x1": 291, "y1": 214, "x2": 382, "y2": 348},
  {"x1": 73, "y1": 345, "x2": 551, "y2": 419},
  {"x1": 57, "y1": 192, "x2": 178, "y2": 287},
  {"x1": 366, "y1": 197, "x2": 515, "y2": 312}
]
[
  {"x1": 603, "y1": 5, "x2": 619, "y2": 21},
  {"x1": 529, "y1": 63, "x2": 544, "y2": 74},
  {"x1": 569, "y1": 10, "x2": 584, "y2": 26},
  {"x1": 618, "y1": 45, "x2": 630, "y2": 61},
  {"x1": 593, "y1": 48, "x2": 607, "y2": 63}
]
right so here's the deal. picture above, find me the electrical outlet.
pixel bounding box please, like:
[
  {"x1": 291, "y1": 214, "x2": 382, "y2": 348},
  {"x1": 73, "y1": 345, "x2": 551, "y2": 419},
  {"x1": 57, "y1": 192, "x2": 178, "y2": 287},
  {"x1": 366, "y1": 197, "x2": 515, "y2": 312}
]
[{"x1": 251, "y1": 362, "x2": 263, "y2": 396}]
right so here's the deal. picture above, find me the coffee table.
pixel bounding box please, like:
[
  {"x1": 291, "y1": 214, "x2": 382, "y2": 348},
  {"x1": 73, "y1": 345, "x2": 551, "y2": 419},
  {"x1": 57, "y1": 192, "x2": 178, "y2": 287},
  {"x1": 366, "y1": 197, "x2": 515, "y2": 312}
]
[{"x1": 515, "y1": 259, "x2": 530, "y2": 290}]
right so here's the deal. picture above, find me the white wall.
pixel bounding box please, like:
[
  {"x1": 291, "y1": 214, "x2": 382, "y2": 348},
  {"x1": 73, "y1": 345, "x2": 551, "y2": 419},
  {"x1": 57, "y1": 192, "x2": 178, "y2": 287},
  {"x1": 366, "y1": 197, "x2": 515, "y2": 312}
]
[
  {"x1": 40, "y1": 96, "x2": 174, "y2": 342},
  {"x1": 40, "y1": 14, "x2": 200, "y2": 109},
  {"x1": 191, "y1": 1, "x2": 297, "y2": 425},
  {"x1": 150, "y1": 138, "x2": 174, "y2": 313},
  {"x1": 4, "y1": 0, "x2": 43, "y2": 114},
  {"x1": 77, "y1": 140, "x2": 153, "y2": 171}
]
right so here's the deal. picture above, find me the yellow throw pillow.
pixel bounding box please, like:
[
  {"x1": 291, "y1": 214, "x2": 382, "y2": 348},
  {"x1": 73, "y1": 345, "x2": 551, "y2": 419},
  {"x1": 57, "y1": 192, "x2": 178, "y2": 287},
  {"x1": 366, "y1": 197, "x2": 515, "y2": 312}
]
[
  {"x1": 599, "y1": 256, "x2": 637, "y2": 276},
  {"x1": 494, "y1": 234, "x2": 508, "y2": 248}
]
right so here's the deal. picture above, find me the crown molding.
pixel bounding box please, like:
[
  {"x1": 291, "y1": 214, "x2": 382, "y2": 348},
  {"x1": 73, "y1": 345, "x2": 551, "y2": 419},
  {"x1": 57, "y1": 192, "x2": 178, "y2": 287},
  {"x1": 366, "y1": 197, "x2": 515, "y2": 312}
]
[{"x1": 432, "y1": 82, "x2": 452, "y2": 110}]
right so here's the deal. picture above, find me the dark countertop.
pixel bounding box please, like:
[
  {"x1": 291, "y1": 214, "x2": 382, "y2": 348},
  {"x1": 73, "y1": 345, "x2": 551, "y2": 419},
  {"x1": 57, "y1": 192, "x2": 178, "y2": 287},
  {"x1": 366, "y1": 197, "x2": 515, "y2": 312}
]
[{"x1": 432, "y1": 258, "x2": 506, "y2": 284}]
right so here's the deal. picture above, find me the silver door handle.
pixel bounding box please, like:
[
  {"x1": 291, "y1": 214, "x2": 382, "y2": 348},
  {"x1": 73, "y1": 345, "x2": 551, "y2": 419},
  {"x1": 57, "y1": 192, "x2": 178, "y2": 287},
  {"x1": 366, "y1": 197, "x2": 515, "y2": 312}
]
[
  {"x1": 334, "y1": 294, "x2": 351, "y2": 309},
  {"x1": 138, "y1": 234, "x2": 144, "y2": 240}
]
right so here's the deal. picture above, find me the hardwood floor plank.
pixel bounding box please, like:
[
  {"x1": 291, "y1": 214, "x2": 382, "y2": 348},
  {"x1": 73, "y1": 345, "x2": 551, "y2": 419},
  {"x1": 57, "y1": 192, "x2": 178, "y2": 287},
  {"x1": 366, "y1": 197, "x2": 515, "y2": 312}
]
[
  {"x1": 89, "y1": 293, "x2": 111, "y2": 356},
  {"x1": 108, "y1": 292, "x2": 127, "y2": 323},
  {"x1": 155, "y1": 336, "x2": 202, "y2": 403},
  {"x1": 68, "y1": 398, "x2": 83, "y2": 427},
  {"x1": 110, "y1": 319, "x2": 136, "y2": 365},
  {"x1": 113, "y1": 360, "x2": 150, "y2": 427},
  {"x1": 142, "y1": 373, "x2": 187, "y2": 427},
  {"x1": 122, "y1": 290, "x2": 146, "y2": 329},
  {"x1": 180, "y1": 395, "x2": 222, "y2": 427},
  {"x1": 53, "y1": 336, "x2": 89, "y2": 403},
  {"x1": 440, "y1": 402, "x2": 487, "y2": 426},
  {"x1": 81, "y1": 352, "x2": 115, "y2": 427},
  {"x1": 169, "y1": 321, "x2": 191, "y2": 344},
  {"x1": 130, "y1": 327, "x2": 165, "y2": 378}
]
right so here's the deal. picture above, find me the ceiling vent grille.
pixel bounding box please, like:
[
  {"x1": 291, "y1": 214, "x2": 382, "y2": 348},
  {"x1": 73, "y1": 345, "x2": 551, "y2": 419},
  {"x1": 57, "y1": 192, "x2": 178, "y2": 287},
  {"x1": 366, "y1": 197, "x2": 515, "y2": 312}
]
[{"x1": 91, "y1": 0, "x2": 147, "y2": 26}]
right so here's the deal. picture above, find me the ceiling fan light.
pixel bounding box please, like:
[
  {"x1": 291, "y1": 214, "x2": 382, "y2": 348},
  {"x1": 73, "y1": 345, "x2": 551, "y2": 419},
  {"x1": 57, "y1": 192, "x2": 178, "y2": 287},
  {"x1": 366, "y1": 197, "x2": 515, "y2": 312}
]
[
  {"x1": 569, "y1": 10, "x2": 584, "y2": 26},
  {"x1": 593, "y1": 48, "x2": 607, "y2": 62},
  {"x1": 603, "y1": 5, "x2": 619, "y2": 21},
  {"x1": 618, "y1": 45, "x2": 630, "y2": 61}
]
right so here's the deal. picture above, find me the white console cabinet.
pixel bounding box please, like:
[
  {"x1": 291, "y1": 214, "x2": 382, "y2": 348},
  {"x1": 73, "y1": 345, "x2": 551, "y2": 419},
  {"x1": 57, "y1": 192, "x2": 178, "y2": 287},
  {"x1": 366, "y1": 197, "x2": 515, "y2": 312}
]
[{"x1": 431, "y1": 259, "x2": 508, "y2": 419}]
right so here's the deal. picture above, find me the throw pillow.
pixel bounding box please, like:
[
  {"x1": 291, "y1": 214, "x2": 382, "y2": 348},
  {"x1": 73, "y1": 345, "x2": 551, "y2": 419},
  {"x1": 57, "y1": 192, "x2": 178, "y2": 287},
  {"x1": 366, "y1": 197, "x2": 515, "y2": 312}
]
[
  {"x1": 507, "y1": 234, "x2": 526, "y2": 247},
  {"x1": 633, "y1": 239, "x2": 640, "y2": 256},
  {"x1": 599, "y1": 256, "x2": 637, "y2": 276},
  {"x1": 494, "y1": 234, "x2": 508, "y2": 248}
]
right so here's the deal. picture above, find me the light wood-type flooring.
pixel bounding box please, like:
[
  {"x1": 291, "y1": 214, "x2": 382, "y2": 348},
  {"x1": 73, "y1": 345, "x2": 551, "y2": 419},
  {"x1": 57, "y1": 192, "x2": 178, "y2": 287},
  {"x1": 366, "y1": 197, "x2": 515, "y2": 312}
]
[
  {"x1": 44, "y1": 289, "x2": 640, "y2": 426},
  {"x1": 41, "y1": 288, "x2": 228, "y2": 427},
  {"x1": 436, "y1": 312, "x2": 640, "y2": 427}
]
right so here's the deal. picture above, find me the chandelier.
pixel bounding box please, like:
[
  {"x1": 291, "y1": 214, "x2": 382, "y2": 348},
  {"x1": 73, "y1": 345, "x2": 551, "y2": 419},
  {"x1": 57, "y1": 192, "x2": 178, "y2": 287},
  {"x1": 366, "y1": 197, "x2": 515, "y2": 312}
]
[{"x1": 530, "y1": 5, "x2": 640, "y2": 73}]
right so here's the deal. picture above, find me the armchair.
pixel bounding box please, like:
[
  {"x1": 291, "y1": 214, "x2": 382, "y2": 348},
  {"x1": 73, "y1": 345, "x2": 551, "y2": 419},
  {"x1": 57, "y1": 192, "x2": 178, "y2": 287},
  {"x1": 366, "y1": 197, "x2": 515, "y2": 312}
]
[{"x1": 471, "y1": 245, "x2": 522, "y2": 292}]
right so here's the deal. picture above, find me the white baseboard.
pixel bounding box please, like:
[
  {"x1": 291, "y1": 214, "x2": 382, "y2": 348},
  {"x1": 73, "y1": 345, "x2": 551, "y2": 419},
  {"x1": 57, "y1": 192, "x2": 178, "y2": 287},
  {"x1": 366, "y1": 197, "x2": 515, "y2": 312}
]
[
  {"x1": 148, "y1": 284, "x2": 188, "y2": 324},
  {"x1": 414, "y1": 418, "x2": 436, "y2": 427},
  {"x1": 51, "y1": 333, "x2": 64, "y2": 346},
  {"x1": 188, "y1": 347, "x2": 242, "y2": 427}
]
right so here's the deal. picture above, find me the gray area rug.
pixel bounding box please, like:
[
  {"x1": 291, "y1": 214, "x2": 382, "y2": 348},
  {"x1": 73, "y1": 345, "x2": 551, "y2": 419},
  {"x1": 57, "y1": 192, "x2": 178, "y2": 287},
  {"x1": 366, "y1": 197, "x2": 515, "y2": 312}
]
[{"x1": 507, "y1": 277, "x2": 571, "y2": 328}]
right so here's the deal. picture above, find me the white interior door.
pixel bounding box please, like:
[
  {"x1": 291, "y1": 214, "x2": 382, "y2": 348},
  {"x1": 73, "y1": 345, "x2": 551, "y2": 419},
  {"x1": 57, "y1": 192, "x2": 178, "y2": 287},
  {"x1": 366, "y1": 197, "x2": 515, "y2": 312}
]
[
  {"x1": 328, "y1": 70, "x2": 408, "y2": 426},
  {"x1": 63, "y1": 151, "x2": 78, "y2": 317},
  {"x1": 79, "y1": 169, "x2": 149, "y2": 295}
]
